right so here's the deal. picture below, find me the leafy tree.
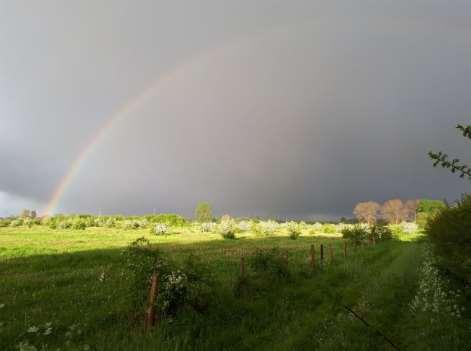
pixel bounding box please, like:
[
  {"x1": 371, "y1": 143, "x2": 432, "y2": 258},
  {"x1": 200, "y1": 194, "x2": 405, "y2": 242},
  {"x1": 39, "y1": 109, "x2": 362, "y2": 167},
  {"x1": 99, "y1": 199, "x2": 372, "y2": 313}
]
[
  {"x1": 30, "y1": 210, "x2": 37, "y2": 219},
  {"x1": 404, "y1": 199, "x2": 419, "y2": 221},
  {"x1": 429, "y1": 124, "x2": 471, "y2": 179},
  {"x1": 381, "y1": 199, "x2": 405, "y2": 224},
  {"x1": 353, "y1": 201, "x2": 380, "y2": 225},
  {"x1": 195, "y1": 202, "x2": 212, "y2": 222},
  {"x1": 416, "y1": 199, "x2": 447, "y2": 228},
  {"x1": 417, "y1": 199, "x2": 447, "y2": 214},
  {"x1": 20, "y1": 209, "x2": 31, "y2": 218},
  {"x1": 426, "y1": 195, "x2": 471, "y2": 283}
]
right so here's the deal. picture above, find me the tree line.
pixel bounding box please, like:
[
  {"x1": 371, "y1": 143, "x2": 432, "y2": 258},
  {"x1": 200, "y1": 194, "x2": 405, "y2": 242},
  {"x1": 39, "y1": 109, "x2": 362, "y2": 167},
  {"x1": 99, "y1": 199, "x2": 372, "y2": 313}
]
[{"x1": 353, "y1": 199, "x2": 445, "y2": 225}]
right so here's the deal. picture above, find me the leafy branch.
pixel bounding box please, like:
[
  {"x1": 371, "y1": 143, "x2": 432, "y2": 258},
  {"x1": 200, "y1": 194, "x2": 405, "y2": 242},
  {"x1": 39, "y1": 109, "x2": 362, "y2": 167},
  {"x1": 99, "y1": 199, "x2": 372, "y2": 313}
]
[
  {"x1": 457, "y1": 124, "x2": 471, "y2": 139},
  {"x1": 429, "y1": 124, "x2": 471, "y2": 180}
]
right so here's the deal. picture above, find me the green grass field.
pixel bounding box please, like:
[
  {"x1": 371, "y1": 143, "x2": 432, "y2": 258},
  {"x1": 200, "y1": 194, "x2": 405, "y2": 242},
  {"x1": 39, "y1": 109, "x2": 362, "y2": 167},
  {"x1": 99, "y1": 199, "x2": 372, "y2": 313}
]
[{"x1": 0, "y1": 226, "x2": 437, "y2": 350}]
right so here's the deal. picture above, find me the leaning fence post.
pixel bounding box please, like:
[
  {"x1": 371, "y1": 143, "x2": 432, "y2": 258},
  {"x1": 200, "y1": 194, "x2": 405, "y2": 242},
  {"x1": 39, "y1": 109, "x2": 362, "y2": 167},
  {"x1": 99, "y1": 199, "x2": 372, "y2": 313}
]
[
  {"x1": 320, "y1": 244, "x2": 324, "y2": 266},
  {"x1": 240, "y1": 256, "x2": 245, "y2": 278},
  {"x1": 144, "y1": 271, "x2": 159, "y2": 331},
  {"x1": 310, "y1": 244, "x2": 315, "y2": 269}
]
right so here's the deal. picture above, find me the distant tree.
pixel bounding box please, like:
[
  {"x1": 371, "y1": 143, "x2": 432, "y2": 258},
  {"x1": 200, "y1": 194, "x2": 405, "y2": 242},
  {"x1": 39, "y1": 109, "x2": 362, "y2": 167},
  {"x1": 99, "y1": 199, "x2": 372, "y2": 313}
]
[
  {"x1": 220, "y1": 214, "x2": 231, "y2": 222},
  {"x1": 416, "y1": 199, "x2": 447, "y2": 228},
  {"x1": 404, "y1": 200, "x2": 419, "y2": 222},
  {"x1": 195, "y1": 202, "x2": 212, "y2": 222},
  {"x1": 20, "y1": 209, "x2": 31, "y2": 218},
  {"x1": 381, "y1": 199, "x2": 405, "y2": 224},
  {"x1": 429, "y1": 124, "x2": 470, "y2": 180},
  {"x1": 353, "y1": 201, "x2": 380, "y2": 225},
  {"x1": 417, "y1": 199, "x2": 447, "y2": 214},
  {"x1": 30, "y1": 210, "x2": 37, "y2": 219}
]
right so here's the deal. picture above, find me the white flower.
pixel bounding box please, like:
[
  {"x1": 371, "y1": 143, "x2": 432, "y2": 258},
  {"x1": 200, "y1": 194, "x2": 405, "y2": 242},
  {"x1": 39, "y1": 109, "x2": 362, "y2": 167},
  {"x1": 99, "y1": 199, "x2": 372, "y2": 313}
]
[
  {"x1": 27, "y1": 326, "x2": 39, "y2": 333},
  {"x1": 154, "y1": 223, "x2": 168, "y2": 235}
]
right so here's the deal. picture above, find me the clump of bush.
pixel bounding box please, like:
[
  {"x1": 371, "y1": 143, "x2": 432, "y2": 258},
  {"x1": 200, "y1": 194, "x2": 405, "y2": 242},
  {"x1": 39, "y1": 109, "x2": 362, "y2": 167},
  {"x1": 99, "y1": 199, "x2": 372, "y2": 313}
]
[
  {"x1": 322, "y1": 223, "x2": 337, "y2": 234},
  {"x1": 122, "y1": 220, "x2": 146, "y2": 230},
  {"x1": 238, "y1": 220, "x2": 252, "y2": 232},
  {"x1": 122, "y1": 238, "x2": 165, "y2": 311},
  {"x1": 254, "y1": 220, "x2": 279, "y2": 236},
  {"x1": 426, "y1": 195, "x2": 471, "y2": 284},
  {"x1": 159, "y1": 255, "x2": 214, "y2": 315},
  {"x1": 9, "y1": 218, "x2": 23, "y2": 227},
  {"x1": 146, "y1": 214, "x2": 188, "y2": 227},
  {"x1": 286, "y1": 221, "x2": 301, "y2": 240},
  {"x1": 250, "y1": 248, "x2": 289, "y2": 279},
  {"x1": 123, "y1": 240, "x2": 214, "y2": 318},
  {"x1": 152, "y1": 223, "x2": 169, "y2": 235},
  {"x1": 308, "y1": 222, "x2": 323, "y2": 235},
  {"x1": 200, "y1": 222, "x2": 215, "y2": 233},
  {"x1": 370, "y1": 225, "x2": 393, "y2": 242},
  {"x1": 219, "y1": 218, "x2": 237, "y2": 239},
  {"x1": 341, "y1": 225, "x2": 368, "y2": 245}
]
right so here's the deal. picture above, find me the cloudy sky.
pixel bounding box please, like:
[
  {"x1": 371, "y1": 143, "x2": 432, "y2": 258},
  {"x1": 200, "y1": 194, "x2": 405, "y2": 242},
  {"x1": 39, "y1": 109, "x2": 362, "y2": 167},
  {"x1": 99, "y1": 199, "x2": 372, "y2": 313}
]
[{"x1": 0, "y1": 0, "x2": 470, "y2": 218}]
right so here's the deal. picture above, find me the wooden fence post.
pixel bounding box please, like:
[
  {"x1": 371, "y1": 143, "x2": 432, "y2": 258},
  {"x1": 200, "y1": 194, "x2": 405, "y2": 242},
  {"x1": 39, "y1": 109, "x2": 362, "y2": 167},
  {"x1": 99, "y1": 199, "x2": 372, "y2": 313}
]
[
  {"x1": 310, "y1": 244, "x2": 315, "y2": 269},
  {"x1": 320, "y1": 244, "x2": 324, "y2": 266},
  {"x1": 344, "y1": 241, "x2": 347, "y2": 258},
  {"x1": 240, "y1": 256, "x2": 245, "y2": 278},
  {"x1": 144, "y1": 271, "x2": 159, "y2": 331}
]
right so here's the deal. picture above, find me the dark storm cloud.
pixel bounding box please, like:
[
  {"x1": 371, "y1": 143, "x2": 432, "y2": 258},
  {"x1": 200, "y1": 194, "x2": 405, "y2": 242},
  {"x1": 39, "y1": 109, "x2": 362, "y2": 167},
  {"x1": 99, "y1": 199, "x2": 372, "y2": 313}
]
[{"x1": 1, "y1": 0, "x2": 470, "y2": 217}]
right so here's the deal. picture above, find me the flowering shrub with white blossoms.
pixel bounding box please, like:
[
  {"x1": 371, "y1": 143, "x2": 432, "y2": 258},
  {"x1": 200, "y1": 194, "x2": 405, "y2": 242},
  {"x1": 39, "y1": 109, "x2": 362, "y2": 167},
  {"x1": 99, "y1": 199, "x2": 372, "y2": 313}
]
[
  {"x1": 400, "y1": 221, "x2": 418, "y2": 234},
  {"x1": 309, "y1": 222, "x2": 323, "y2": 235},
  {"x1": 122, "y1": 220, "x2": 146, "y2": 230},
  {"x1": 257, "y1": 220, "x2": 279, "y2": 235},
  {"x1": 408, "y1": 246, "x2": 466, "y2": 348},
  {"x1": 286, "y1": 221, "x2": 301, "y2": 239},
  {"x1": 238, "y1": 220, "x2": 252, "y2": 232},
  {"x1": 410, "y1": 247, "x2": 463, "y2": 319},
  {"x1": 159, "y1": 270, "x2": 189, "y2": 316},
  {"x1": 200, "y1": 222, "x2": 215, "y2": 232},
  {"x1": 219, "y1": 219, "x2": 237, "y2": 239},
  {"x1": 153, "y1": 223, "x2": 169, "y2": 235}
]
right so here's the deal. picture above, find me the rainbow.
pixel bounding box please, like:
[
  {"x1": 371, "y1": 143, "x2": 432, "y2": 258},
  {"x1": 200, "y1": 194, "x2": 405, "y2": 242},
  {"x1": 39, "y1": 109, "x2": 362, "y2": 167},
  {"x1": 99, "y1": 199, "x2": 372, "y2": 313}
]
[
  {"x1": 42, "y1": 68, "x2": 185, "y2": 215},
  {"x1": 42, "y1": 40, "x2": 235, "y2": 216},
  {"x1": 42, "y1": 25, "x2": 303, "y2": 215}
]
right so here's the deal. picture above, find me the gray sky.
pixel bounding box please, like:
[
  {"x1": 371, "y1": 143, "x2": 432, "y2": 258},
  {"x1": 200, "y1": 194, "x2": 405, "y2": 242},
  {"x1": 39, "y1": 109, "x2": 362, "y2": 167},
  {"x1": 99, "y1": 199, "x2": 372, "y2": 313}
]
[{"x1": 0, "y1": 0, "x2": 470, "y2": 218}]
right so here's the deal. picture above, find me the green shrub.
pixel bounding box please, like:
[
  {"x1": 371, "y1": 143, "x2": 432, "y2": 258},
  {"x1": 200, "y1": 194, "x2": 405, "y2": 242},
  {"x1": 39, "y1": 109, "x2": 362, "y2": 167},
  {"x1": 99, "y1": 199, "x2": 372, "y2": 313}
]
[
  {"x1": 71, "y1": 218, "x2": 86, "y2": 230},
  {"x1": 9, "y1": 218, "x2": 23, "y2": 227},
  {"x1": 104, "y1": 218, "x2": 116, "y2": 228},
  {"x1": 237, "y1": 220, "x2": 252, "y2": 232},
  {"x1": 152, "y1": 223, "x2": 169, "y2": 235},
  {"x1": 255, "y1": 220, "x2": 279, "y2": 236},
  {"x1": 322, "y1": 224, "x2": 337, "y2": 234},
  {"x1": 200, "y1": 222, "x2": 215, "y2": 232},
  {"x1": 286, "y1": 221, "x2": 301, "y2": 240},
  {"x1": 219, "y1": 219, "x2": 236, "y2": 239},
  {"x1": 122, "y1": 238, "x2": 165, "y2": 311},
  {"x1": 426, "y1": 195, "x2": 471, "y2": 283},
  {"x1": 341, "y1": 225, "x2": 368, "y2": 245},
  {"x1": 250, "y1": 248, "x2": 289, "y2": 278},
  {"x1": 159, "y1": 255, "x2": 214, "y2": 315},
  {"x1": 147, "y1": 214, "x2": 188, "y2": 226},
  {"x1": 57, "y1": 220, "x2": 72, "y2": 229}
]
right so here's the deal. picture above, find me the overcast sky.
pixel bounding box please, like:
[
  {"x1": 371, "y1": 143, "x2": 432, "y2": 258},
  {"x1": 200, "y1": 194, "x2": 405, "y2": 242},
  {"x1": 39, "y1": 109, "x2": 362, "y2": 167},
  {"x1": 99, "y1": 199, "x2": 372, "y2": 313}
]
[{"x1": 0, "y1": 0, "x2": 470, "y2": 218}]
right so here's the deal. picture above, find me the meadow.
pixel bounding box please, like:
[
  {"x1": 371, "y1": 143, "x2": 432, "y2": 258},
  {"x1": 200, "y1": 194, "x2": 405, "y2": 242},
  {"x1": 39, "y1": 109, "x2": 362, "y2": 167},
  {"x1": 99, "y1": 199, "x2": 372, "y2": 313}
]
[{"x1": 0, "y1": 222, "x2": 468, "y2": 350}]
